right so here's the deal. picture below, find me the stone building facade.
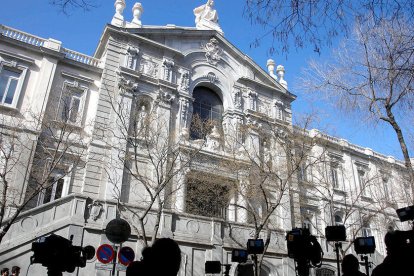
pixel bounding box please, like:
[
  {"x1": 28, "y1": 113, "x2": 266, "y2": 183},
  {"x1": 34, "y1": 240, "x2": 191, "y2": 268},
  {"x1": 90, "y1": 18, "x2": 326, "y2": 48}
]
[{"x1": 0, "y1": 1, "x2": 411, "y2": 275}]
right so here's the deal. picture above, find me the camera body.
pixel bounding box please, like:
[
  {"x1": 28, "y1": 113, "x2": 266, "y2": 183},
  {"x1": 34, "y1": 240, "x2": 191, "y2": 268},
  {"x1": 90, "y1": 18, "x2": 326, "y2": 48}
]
[
  {"x1": 231, "y1": 249, "x2": 248, "y2": 263},
  {"x1": 354, "y1": 236, "x2": 376, "y2": 254},
  {"x1": 325, "y1": 225, "x2": 346, "y2": 242},
  {"x1": 31, "y1": 234, "x2": 94, "y2": 273},
  {"x1": 286, "y1": 228, "x2": 323, "y2": 266},
  {"x1": 247, "y1": 239, "x2": 264, "y2": 255}
]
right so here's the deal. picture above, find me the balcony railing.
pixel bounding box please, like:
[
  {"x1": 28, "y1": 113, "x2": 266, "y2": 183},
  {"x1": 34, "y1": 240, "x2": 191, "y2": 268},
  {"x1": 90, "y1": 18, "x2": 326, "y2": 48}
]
[
  {"x1": 0, "y1": 24, "x2": 46, "y2": 47},
  {"x1": 0, "y1": 24, "x2": 101, "y2": 68},
  {"x1": 62, "y1": 48, "x2": 101, "y2": 67}
]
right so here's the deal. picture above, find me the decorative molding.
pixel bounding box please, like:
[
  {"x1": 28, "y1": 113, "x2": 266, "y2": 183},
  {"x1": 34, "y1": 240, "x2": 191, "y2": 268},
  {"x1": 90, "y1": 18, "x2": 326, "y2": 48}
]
[
  {"x1": 162, "y1": 58, "x2": 175, "y2": 82},
  {"x1": 61, "y1": 70, "x2": 94, "y2": 84},
  {"x1": 118, "y1": 74, "x2": 139, "y2": 93},
  {"x1": 203, "y1": 72, "x2": 218, "y2": 83},
  {"x1": 232, "y1": 87, "x2": 243, "y2": 109},
  {"x1": 87, "y1": 200, "x2": 103, "y2": 221},
  {"x1": 157, "y1": 89, "x2": 175, "y2": 104},
  {"x1": 178, "y1": 68, "x2": 190, "y2": 92},
  {"x1": 201, "y1": 38, "x2": 222, "y2": 65}
]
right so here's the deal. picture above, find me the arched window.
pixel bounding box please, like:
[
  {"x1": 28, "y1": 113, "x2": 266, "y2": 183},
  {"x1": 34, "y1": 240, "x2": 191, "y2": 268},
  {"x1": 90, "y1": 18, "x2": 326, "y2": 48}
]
[
  {"x1": 362, "y1": 218, "x2": 372, "y2": 237},
  {"x1": 190, "y1": 86, "x2": 223, "y2": 139},
  {"x1": 334, "y1": 212, "x2": 343, "y2": 226}
]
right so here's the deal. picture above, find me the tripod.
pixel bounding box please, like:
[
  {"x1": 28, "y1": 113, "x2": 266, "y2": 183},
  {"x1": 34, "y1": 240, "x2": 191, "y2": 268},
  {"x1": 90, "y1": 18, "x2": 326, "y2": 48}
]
[
  {"x1": 334, "y1": 242, "x2": 342, "y2": 276},
  {"x1": 360, "y1": 255, "x2": 372, "y2": 276}
]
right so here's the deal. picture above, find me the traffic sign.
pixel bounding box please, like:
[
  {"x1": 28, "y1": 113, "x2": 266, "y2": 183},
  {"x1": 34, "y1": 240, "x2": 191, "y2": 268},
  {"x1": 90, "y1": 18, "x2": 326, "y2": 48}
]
[
  {"x1": 118, "y1": 246, "x2": 135, "y2": 266},
  {"x1": 96, "y1": 244, "x2": 115, "y2": 264},
  {"x1": 105, "y1": 218, "x2": 131, "y2": 244}
]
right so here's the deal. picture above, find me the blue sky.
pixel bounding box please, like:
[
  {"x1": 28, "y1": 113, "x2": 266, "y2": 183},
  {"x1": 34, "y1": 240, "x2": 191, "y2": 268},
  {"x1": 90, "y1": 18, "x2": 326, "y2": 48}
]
[{"x1": 0, "y1": 0, "x2": 406, "y2": 159}]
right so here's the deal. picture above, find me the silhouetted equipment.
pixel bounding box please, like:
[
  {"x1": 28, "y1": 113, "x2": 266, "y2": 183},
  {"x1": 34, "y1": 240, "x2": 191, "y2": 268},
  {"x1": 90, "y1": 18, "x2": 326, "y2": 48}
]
[
  {"x1": 204, "y1": 239, "x2": 264, "y2": 275},
  {"x1": 231, "y1": 249, "x2": 248, "y2": 263},
  {"x1": 325, "y1": 225, "x2": 346, "y2": 276},
  {"x1": 325, "y1": 225, "x2": 346, "y2": 242},
  {"x1": 205, "y1": 261, "x2": 222, "y2": 274},
  {"x1": 105, "y1": 218, "x2": 131, "y2": 244},
  {"x1": 286, "y1": 228, "x2": 323, "y2": 276},
  {"x1": 31, "y1": 234, "x2": 95, "y2": 276},
  {"x1": 246, "y1": 239, "x2": 264, "y2": 254},
  {"x1": 396, "y1": 205, "x2": 414, "y2": 222},
  {"x1": 354, "y1": 236, "x2": 376, "y2": 254}
]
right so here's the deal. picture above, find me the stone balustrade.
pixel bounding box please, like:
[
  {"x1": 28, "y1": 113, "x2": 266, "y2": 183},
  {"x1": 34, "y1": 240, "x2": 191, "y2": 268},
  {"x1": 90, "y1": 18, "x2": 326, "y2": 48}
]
[
  {"x1": 62, "y1": 48, "x2": 101, "y2": 67},
  {"x1": 0, "y1": 24, "x2": 46, "y2": 47},
  {"x1": 0, "y1": 24, "x2": 101, "y2": 68}
]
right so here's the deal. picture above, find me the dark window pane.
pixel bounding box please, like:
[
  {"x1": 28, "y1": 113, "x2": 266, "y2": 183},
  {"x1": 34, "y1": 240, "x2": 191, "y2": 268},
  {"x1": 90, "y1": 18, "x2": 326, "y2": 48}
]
[
  {"x1": 69, "y1": 97, "x2": 81, "y2": 123},
  {"x1": 43, "y1": 186, "x2": 53, "y2": 204},
  {"x1": 55, "y1": 179, "x2": 64, "y2": 199},
  {"x1": 5, "y1": 78, "x2": 18, "y2": 104},
  {"x1": 190, "y1": 87, "x2": 223, "y2": 139}
]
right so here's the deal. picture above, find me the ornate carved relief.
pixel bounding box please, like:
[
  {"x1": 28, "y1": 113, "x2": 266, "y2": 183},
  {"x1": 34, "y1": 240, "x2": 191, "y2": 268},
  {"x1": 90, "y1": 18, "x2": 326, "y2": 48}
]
[
  {"x1": 247, "y1": 89, "x2": 258, "y2": 111},
  {"x1": 203, "y1": 72, "x2": 218, "y2": 83},
  {"x1": 205, "y1": 125, "x2": 221, "y2": 151},
  {"x1": 178, "y1": 68, "x2": 191, "y2": 92},
  {"x1": 273, "y1": 99, "x2": 284, "y2": 120},
  {"x1": 125, "y1": 45, "x2": 140, "y2": 70},
  {"x1": 118, "y1": 74, "x2": 138, "y2": 92},
  {"x1": 162, "y1": 58, "x2": 175, "y2": 82},
  {"x1": 140, "y1": 58, "x2": 159, "y2": 78},
  {"x1": 87, "y1": 200, "x2": 103, "y2": 221},
  {"x1": 158, "y1": 89, "x2": 176, "y2": 104},
  {"x1": 232, "y1": 87, "x2": 243, "y2": 109},
  {"x1": 180, "y1": 98, "x2": 190, "y2": 128},
  {"x1": 201, "y1": 38, "x2": 222, "y2": 65}
]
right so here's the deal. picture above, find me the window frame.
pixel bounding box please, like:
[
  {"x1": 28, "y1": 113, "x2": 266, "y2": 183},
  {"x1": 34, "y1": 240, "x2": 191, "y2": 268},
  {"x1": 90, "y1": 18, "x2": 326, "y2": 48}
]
[
  {"x1": 37, "y1": 172, "x2": 70, "y2": 206},
  {"x1": 57, "y1": 80, "x2": 88, "y2": 126},
  {"x1": 0, "y1": 58, "x2": 28, "y2": 109}
]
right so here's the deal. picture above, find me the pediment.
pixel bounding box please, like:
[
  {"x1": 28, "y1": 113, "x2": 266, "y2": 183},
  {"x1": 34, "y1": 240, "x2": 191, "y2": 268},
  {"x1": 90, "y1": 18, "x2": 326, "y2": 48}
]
[{"x1": 102, "y1": 25, "x2": 294, "y2": 100}]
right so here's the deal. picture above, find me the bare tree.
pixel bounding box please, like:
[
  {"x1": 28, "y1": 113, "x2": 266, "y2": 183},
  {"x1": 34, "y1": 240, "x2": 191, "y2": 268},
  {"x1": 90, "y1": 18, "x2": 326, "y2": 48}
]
[
  {"x1": 302, "y1": 17, "x2": 414, "y2": 201},
  {"x1": 107, "y1": 90, "x2": 208, "y2": 247},
  {"x1": 244, "y1": 0, "x2": 414, "y2": 54},
  {"x1": 49, "y1": 0, "x2": 98, "y2": 13},
  {"x1": 0, "y1": 111, "x2": 87, "y2": 244},
  {"x1": 220, "y1": 117, "x2": 325, "y2": 275}
]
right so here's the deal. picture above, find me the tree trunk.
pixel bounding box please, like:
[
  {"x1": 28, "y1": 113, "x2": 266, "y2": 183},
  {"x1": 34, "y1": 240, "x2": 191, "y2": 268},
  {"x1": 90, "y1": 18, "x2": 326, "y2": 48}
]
[{"x1": 385, "y1": 106, "x2": 414, "y2": 203}]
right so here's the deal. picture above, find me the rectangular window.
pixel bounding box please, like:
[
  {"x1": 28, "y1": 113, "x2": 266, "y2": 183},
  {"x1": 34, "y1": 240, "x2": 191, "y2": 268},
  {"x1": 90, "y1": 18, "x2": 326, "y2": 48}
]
[
  {"x1": 0, "y1": 68, "x2": 21, "y2": 106},
  {"x1": 59, "y1": 85, "x2": 85, "y2": 125},
  {"x1": 186, "y1": 177, "x2": 230, "y2": 219},
  {"x1": 358, "y1": 170, "x2": 367, "y2": 196},
  {"x1": 330, "y1": 164, "x2": 339, "y2": 188},
  {"x1": 299, "y1": 163, "x2": 308, "y2": 182},
  {"x1": 41, "y1": 178, "x2": 65, "y2": 204},
  {"x1": 382, "y1": 177, "x2": 389, "y2": 201}
]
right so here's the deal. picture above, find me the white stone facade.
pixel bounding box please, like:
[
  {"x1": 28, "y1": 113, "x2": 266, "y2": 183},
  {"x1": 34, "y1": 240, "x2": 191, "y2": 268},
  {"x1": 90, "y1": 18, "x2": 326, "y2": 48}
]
[{"x1": 0, "y1": 4, "x2": 412, "y2": 276}]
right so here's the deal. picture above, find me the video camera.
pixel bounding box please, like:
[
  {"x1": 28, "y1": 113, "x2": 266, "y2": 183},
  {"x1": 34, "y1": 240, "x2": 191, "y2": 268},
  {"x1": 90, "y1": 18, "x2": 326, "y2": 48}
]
[
  {"x1": 31, "y1": 234, "x2": 95, "y2": 275},
  {"x1": 286, "y1": 228, "x2": 323, "y2": 266},
  {"x1": 354, "y1": 236, "x2": 376, "y2": 254},
  {"x1": 205, "y1": 239, "x2": 264, "y2": 275},
  {"x1": 286, "y1": 228, "x2": 323, "y2": 276}
]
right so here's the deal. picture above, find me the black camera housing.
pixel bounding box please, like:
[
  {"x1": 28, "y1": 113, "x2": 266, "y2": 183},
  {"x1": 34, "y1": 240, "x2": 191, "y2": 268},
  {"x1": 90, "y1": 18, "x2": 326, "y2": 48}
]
[
  {"x1": 396, "y1": 205, "x2": 414, "y2": 222},
  {"x1": 205, "y1": 261, "x2": 221, "y2": 274},
  {"x1": 286, "y1": 228, "x2": 323, "y2": 267},
  {"x1": 247, "y1": 239, "x2": 264, "y2": 254},
  {"x1": 31, "y1": 234, "x2": 95, "y2": 273},
  {"x1": 325, "y1": 225, "x2": 346, "y2": 242},
  {"x1": 231, "y1": 249, "x2": 248, "y2": 263},
  {"x1": 354, "y1": 236, "x2": 376, "y2": 254}
]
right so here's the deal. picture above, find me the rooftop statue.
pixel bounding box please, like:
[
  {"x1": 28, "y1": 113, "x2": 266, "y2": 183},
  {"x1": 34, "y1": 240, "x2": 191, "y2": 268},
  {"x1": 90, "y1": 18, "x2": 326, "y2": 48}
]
[{"x1": 193, "y1": 0, "x2": 223, "y2": 34}]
